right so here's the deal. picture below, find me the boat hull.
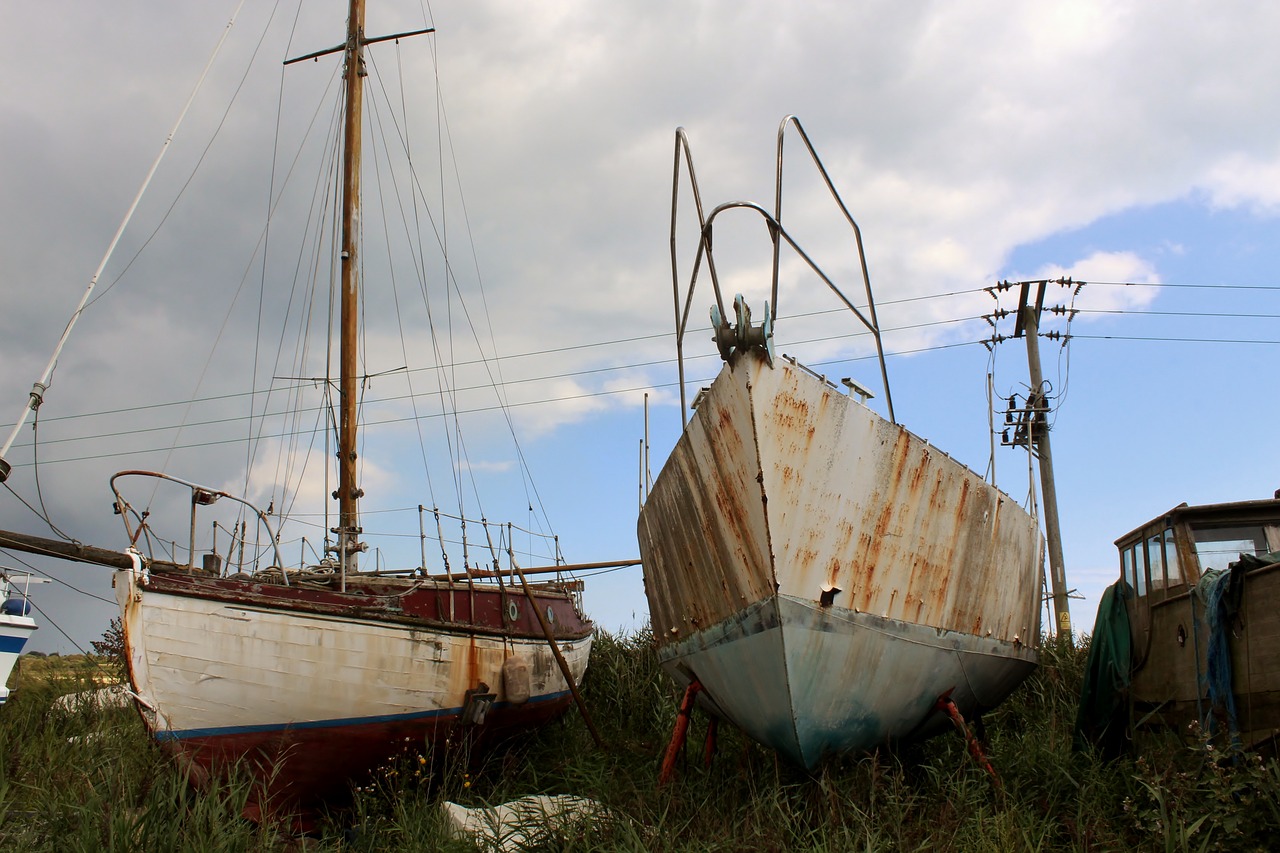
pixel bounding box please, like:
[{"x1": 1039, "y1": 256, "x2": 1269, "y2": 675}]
[
  {"x1": 0, "y1": 613, "x2": 38, "y2": 705},
  {"x1": 116, "y1": 565, "x2": 591, "y2": 810},
  {"x1": 658, "y1": 594, "x2": 1036, "y2": 767},
  {"x1": 639, "y1": 350, "x2": 1042, "y2": 765}
]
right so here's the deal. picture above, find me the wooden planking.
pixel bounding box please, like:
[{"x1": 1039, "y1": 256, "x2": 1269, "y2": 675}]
[{"x1": 118, "y1": 566, "x2": 588, "y2": 735}]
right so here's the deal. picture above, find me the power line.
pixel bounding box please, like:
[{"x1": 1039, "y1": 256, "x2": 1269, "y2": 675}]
[
  {"x1": 7, "y1": 279, "x2": 1278, "y2": 463},
  {"x1": 6, "y1": 311, "x2": 990, "y2": 452},
  {"x1": 1071, "y1": 334, "x2": 1278, "y2": 345},
  {"x1": 2, "y1": 288, "x2": 994, "y2": 433},
  {"x1": 7, "y1": 318, "x2": 1277, "y2": 465},
  {"x1": 0, "y1": 336, "x2": 1029, "y2": 469},
  {"x1": 1076, "y1": 308, "x2": 1280, "y2": 320},
  {"x1": 1084, "y1": 281, "x2": 1280, "y2": 291},
  {"x1": 14, "y1": 278, "x2": 1269, "y2": 438}
]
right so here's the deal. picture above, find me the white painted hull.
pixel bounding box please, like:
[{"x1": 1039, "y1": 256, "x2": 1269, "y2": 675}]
[
  {"x1": 118, "y1": 568, "x2": 587, "y2": 735},
  {"x1": 115, "y1": 564, "x2": 591, "y2": 806},
  {"x1": 0, "y1": 614, "x2": 38, "y2": 705},
  {"x1": 639, "y1": 350, "x2": 1043, "y2": 765}
]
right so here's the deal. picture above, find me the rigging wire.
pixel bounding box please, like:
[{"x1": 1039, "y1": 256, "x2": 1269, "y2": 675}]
[
  {"x1": 129, "y1": 2, "x2": 285, "y2": 519},
  {"x1": 364, "y1": 39, "x2": 562, "y2": 540},
  {"x1": 4, "y1": 481, "x2": 73, "y2": 532},
  {"x1": 0, "y1": 551, "x2": 115, "y2": 608},
  {"x1": 15, "y1": 596, "x2": 93, "y2": 658},
  {"x1": 361, "y1": 45, "x2": 470, "y2": 535},
  {"x1": 245, "y1": 0, "x2": 306, "y2": 509},
  {"x1": 365, "y1": 48, "x2": 441, "y2": 512},
  {"x1": 0, "y1": 0, "x2": 252, "y2": 471},
  {"x1": 361, "y1": 39, "x2": 557, "y2": 542},
  {"x1": 0, "y1": 549, "x2": 117, "y2": 660},
  {"x1": 28, "y1": 409, "x2": 73, "y2": 542},
  {"x1": 240, "y1": 64, "x2": 346, "y2": 536}
]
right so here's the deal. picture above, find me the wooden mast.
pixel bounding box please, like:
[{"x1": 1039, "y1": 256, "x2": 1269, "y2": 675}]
[{"x1": 337, "y1": 0, "x2": 366, "y2": 571}]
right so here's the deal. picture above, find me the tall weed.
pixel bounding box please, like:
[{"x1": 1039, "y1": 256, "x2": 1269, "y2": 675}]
[{"x1": 5, "y1": 630, "x2": 1280, "y2": 850}]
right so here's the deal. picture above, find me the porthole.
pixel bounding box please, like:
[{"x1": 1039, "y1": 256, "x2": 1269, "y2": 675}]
[
  {"x1": 545, "y1": 605, "x2": 555, "y2": 624},
  {"x1": 507, "y1": 600, "x2": 519, "y2": 621}
]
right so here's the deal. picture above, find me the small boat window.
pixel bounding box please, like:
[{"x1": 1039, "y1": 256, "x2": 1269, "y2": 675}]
[
  {"x1": 1122, "y1": 543, "x2": 1146, "y2": 596},
  {"x1": 1147, "y1": 533, "x2": 1165, "y2": 594},
  {"x1": 1191, "y1": 524, "x2": 1270, "y2": 573},
  {"x1": 1162, "y1": 528, "x2": 1182, "y2": 588}
]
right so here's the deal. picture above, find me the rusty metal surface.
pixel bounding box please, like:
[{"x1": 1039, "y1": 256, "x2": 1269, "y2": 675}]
[
  {"x1": 638, "y1": 362, "x2": 775, "y2": 640},
  {"x1": 639, "y1": 349, "x2": 1043, "y2": 650}
]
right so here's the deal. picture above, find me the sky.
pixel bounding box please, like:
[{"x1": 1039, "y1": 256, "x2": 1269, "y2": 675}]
[{"x1": 1, "y1": 0, "x2": 1277, "y2": 655}]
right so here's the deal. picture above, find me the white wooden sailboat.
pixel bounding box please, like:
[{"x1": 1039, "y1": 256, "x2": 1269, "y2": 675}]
[
  {"x1": 0, "y1": 1, "x2": 594, "y2": 817},
  {"x1": 638, "y1": 118, "x2": 1044, "y2": 768}
]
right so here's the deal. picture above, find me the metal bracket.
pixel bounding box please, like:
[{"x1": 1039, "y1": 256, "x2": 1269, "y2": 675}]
[
  {"x1": 710, "y1": 295, "x2": 774, "y2": 366},
  {"x1": 462, "y1": 684, "x2": 496, "y2": 726}
]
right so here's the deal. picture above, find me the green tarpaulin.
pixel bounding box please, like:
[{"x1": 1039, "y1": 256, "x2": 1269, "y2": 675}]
[{"x1": 1074, "y1": 581, "x2": 1131, "y2": 757}]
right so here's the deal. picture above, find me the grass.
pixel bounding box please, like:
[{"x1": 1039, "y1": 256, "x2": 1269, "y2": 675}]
[{"x1": 2, "y1": 632, "x2": 1278, "y2": 851}]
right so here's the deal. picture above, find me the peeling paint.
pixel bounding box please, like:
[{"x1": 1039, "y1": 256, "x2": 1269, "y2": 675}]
[{"x1": 639, "y1": 350, "x2": 1044, "y2": 765}]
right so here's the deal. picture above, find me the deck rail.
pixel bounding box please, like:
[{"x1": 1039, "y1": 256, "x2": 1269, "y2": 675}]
[{"x1": 669, "y1": 115, "x2": 895, "y2": 427}]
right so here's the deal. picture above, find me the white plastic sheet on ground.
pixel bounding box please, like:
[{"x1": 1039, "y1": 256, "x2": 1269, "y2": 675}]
[{"x1": 441, "y1": 794, "x2": 604, "y2": 851}]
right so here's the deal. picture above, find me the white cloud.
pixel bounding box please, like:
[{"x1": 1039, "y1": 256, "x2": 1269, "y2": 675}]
[
  {"x1": 6, "y1": 0, "x2": 1280, "y2": 650},
  {"x1": 1203, "y1": 151, "x2": 1280, "y2": 213},
  {"x1": 455, "y1": 459, "x2": 514, "y2": 475},
  {"x1": 1029, "y1": 251, "x2": 1161, "y2": 313}
]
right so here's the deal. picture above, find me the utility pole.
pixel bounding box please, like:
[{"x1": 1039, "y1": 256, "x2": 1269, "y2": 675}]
[
  {"x1": 993, "y1": 279, "x2": 1073, "y2": 639},
  {"x1": 1020, "y1": 303, "x2": 1071, "y2": 638}
]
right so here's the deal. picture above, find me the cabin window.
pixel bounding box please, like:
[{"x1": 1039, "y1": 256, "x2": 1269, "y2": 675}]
[
  {"x1": 1147, "y1": 534, "x2": 1166, "y2": 595},
  {"x1": 1121, "y1": 545, "x2": 1136, "y2": 594},
  {"x1": 1123, "y1": 543, "x2": 1147, "y2": 596},
  {"x1": 1191, "y1": 524, "x2": 1270, "y2": 573},
  {"x1": 1162, "y1": 528, "x2": 1182, "y2": 588}
]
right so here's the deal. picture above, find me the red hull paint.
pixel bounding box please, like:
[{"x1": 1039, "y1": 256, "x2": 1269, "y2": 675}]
[{"x1": 162, "y1": 694, "x2": 576, "y2": 815}]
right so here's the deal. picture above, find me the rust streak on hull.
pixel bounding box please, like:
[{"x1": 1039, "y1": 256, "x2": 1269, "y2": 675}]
[{"x1": 639, "y1": 350, "x2": 1043, "y2": 765}]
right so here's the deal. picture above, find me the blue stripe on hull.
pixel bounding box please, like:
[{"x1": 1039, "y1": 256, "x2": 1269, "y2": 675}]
[
  {"x1": 156, "y1": 688, "x2": 573, "y2": 742},
  {"x1": 0, "y1": 635, "x2": 32, "y2": 654}
]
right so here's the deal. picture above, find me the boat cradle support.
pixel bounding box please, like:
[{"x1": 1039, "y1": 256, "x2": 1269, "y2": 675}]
[{"x1": 655, "y1": 680, "x2": 1006, "y2": 787}]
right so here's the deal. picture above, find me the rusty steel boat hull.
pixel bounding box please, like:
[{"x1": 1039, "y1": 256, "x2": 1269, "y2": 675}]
[{"x1": 638, "y1": 349, "x2": 1042, "y2": 766}]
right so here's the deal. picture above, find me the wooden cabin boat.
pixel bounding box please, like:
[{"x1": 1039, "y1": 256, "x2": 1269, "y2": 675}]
[{"x1": 1080, "y1": 497, "x2": 1280, "y2": 750}]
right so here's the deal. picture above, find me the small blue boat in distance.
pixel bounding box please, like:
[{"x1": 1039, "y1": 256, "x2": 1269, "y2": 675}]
[{"x1": 0, "y1": 570, "x2": 45, "y2": 705}]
